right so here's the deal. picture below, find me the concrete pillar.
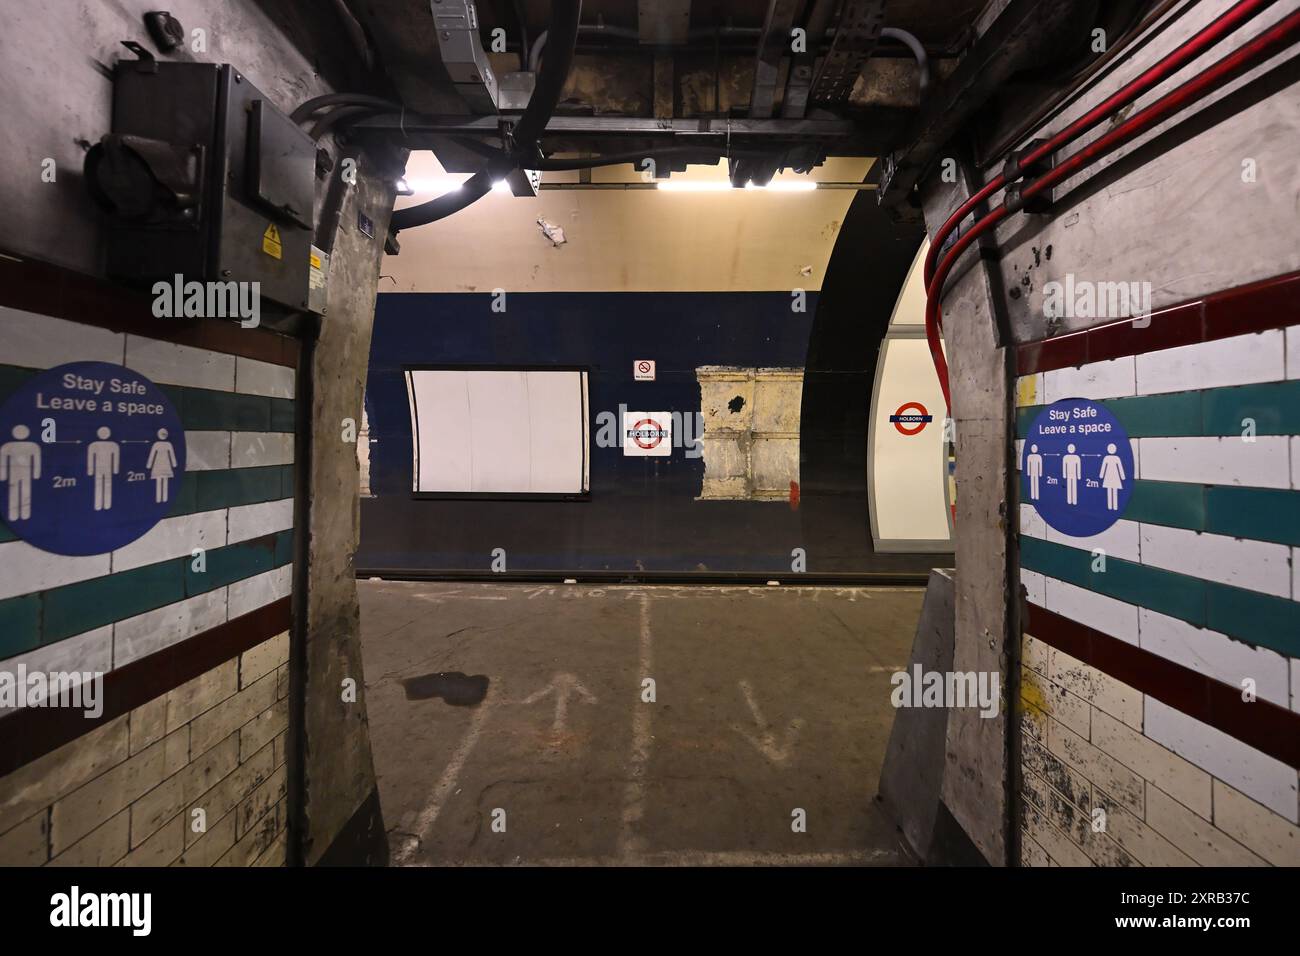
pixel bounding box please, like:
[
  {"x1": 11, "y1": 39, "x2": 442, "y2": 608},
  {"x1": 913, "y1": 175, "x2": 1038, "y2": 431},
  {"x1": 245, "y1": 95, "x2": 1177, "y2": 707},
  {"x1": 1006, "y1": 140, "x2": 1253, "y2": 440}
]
[
  {"x1": 293, "y1": 156, "x2": 401, "y2": 865},
  {"x1": 919, "y1": 161, "x2": 1016, "y2": 866}
]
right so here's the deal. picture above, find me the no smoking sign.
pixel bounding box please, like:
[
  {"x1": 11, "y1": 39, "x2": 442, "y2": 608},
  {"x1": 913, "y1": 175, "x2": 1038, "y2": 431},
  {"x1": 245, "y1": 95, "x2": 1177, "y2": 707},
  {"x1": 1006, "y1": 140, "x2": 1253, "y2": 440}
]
[{"x1": 633, "y1": 360, "x2": 655, "y2": 381}]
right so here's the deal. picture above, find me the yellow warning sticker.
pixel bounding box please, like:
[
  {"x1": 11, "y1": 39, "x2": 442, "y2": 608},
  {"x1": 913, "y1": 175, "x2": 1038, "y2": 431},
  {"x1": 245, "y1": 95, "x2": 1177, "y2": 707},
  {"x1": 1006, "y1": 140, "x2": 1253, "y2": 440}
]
[
  {"x1": 309, "y1": 252, "x2": 322, "y2": 270},
  {"x1": 262, "y1": 223, "x2": 282, "y2": 259}
]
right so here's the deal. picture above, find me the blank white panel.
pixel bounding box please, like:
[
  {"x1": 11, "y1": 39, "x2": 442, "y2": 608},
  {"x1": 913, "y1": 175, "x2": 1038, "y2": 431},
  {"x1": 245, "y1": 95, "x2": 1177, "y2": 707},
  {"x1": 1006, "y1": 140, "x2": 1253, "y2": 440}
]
[
  {"x1": 407, "y1": 369, "x2": 587, "y2": 494},
  {"x1": 526, "y1": 371, "x2": 586, "y2": 493},
  {"x1": 467, "y1": 371, "x2": 531, "y2": 493},
  {"x1": 408, "y1": 370, "x2": 473, "y2": 492}
]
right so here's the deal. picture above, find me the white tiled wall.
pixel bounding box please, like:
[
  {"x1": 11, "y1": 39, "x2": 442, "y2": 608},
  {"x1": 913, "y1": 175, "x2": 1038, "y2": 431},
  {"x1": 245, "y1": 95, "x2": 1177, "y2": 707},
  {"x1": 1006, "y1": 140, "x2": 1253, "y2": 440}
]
[
  {"x1": 1020, "y1": 636, "x2": 1300, "y2": 865},
  {"x1": 0, "y1": 307, "x2": 124, "y2": 367},
  {"x1": 1135, "y1": 330, "x2": 1285, "y2": 395},
  {"x1": 1041, "y1": 356, "x2": 1135, "y2": 404},
  {"x1": 1139, "y1": 524, "x2": 1292, "y2": 598},
  {"x1": 1144, "y1": 697, "x2": 1298, "y2": 821},
  {"x1": 1045, "y1": 577, "x2": 1140, "y2": 645},
  {"x1": 124, "y1": 337, "x2": 236, "y2": 391},
  {"x1": 0, "y1": 546, "x2": 110, "y2": 602},
  {"x1": 1138, "y1": 608, "x2": 1290, "y2": 707},
  {"x1": 1138, "y1": 436, "x2": 1291, "y2": 488}
]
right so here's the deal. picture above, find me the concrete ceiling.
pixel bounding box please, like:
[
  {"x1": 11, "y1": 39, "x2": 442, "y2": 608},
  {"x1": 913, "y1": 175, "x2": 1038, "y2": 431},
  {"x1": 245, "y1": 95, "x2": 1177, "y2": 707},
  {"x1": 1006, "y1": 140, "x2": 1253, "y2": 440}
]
[
  {"x1": 344, "y1": 0, "x2": 984, "y2": 118},
  {"x1": 383, "y1": 155, "x2": 876, "y2": 292}
]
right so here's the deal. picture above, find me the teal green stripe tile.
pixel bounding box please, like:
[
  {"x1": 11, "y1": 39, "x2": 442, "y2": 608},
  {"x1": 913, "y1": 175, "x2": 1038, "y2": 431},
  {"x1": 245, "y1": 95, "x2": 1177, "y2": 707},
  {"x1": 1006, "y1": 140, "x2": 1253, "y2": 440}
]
[
  {"x1": 0, "y1": 523, "x2": 16, "y2": 544},
  {"x1": 1202, "y1": 380, "x2": 1300, "y2": 436},
  {"x1": 1205, "y1": 583, "x2": 1300, "y2": 657},
  {"x1": 165, "y1": 472, "x2": 200, "y2": 518},
  {"x1": 1018, "y1": 392, "x2": 1202, "y2": 439},
  {"x1": 1091, "y1": 558, "x2": 1204, "y2": 626},
  {"x1": 1107, "y1": 391, "x2": 1202, "y2": 437},
  {"x1": 1019, "y1": 537, "x2": 1205, "y2": 626},
  {"x1": 43, "y1": 560, "x2": 185, "y2": 643},
  {"x1": 194, "y1": 466, "x2": 285, "y2": 511},
  {"x1": 1019, "y1": 382, "x2": 1300, "y2": 439},
  {"x1": 1206, "y1": 486, "x2": 1300, "y2": 546},
  {"x1": 1017, "y1": 406, "x2": 1042, "y2": 439},
  {"x1": 279, "y1": 465, "x2": 296, "y2": 499},
  {"x1": 187, "y1": 535, "x2": 278, "y2": 595},
  {"x1": 0, "y1": 595, "x2": 41, "y2": 658},
  {"x1": 1125, "y1": 480, "x2": 1205, "y2": 530},
  {"x1": 270, "y1": 398, "x2": 296, "y2": 432},
  {"x1": 274, "y1": 529, "x2": 294, "y2": 567},
  {"x1": 0, "y1": 365, "x2": 36, "y2": 399},
  {"x1": 159, "y1": 383, "x2": 185, "y2": 423},
  {"x1": 180, "y1": 389, "x2": 271, "y2": 431},
  {"x1": 1018, "y1": 535, "x2": 1097, "y2": 589}
]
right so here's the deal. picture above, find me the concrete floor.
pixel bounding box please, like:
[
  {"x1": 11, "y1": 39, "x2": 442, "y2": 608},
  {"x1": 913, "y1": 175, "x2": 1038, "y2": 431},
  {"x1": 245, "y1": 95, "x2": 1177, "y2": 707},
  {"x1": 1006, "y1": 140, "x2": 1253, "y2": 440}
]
[{"x1": 358, "y1": 581, "x2": 924, "y2": 866}]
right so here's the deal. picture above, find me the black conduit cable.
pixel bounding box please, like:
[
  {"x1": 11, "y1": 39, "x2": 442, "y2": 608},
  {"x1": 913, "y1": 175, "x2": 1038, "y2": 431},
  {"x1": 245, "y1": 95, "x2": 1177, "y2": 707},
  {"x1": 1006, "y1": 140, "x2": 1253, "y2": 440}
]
[
  {"x1": 390, "y1": 0, "x2": 583, "y2": 232},
  {"x1": 390, "y1": 157, "x2": 515, "y2": 229},
  {"x1": 329, "y1": 0, "x2": 376, "y2": 73},
  {"x1": 509, "y1": 0, "x2": 582, "y2": 148},
  {"x1": 290, "y1": 93, "x2": 404, "y2": 125},
  {"x1": 308, "y1": 105, "x2": 383, "y2": 141}
]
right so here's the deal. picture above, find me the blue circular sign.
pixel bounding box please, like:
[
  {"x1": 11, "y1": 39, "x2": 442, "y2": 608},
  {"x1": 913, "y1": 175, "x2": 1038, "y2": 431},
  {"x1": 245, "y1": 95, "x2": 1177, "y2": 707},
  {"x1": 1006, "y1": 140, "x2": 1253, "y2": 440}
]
[
  {"x1": 0, "y1": 361, "x2": 186, "y2": 556},
  {"x1": 1021, "y1": 397, "x2": 1132, "y2": 538}
]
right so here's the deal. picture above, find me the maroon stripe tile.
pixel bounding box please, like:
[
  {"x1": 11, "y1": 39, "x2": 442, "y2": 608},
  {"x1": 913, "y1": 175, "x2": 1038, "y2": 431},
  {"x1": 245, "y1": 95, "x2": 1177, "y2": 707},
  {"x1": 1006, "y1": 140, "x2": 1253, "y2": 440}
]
[
  {"x1": 1017, "y1": 271, "x2": 1300, "y2": 376},
  {"x1": 0, "y1": 597, "x2": 291, "y2": 777},
  {"x1": 0, "y1": 249, "x2": 299, "y2": 368},
  {"x1": 1024, "y1": 602, "x2": 1300, "y2": 770}
]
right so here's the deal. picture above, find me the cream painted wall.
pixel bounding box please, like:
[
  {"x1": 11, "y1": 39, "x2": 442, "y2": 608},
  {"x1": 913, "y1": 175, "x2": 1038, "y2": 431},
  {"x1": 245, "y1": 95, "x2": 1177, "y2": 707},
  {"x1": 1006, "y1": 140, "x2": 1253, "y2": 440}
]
[{"x1": 382, "y1": 155, "x2": 873, "y2": 293}]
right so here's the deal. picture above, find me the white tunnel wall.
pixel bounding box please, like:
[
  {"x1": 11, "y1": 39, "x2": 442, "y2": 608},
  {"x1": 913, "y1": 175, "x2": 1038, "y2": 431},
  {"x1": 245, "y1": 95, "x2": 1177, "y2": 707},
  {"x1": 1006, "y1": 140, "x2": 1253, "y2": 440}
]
[{"x1": 869, "y1": 241, "x2": 953, "y2": 551}]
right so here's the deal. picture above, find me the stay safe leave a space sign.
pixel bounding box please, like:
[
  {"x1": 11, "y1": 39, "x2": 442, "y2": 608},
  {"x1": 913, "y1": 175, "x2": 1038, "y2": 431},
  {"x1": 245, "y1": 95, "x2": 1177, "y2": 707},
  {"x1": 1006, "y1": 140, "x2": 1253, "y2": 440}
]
[
  {"x1": 0, "y1": 362, "x2": 186, "y2": 556},
  {"x1": 1021, "y1": 397, "x2": 1132, "y2": 538}
]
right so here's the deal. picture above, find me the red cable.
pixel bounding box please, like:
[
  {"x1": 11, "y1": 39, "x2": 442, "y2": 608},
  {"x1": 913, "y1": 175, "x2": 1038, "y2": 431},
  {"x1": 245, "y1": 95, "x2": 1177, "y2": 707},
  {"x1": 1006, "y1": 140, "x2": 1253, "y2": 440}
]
[
  {"x1": 925, "y1": 4, "x2": 1300, "y2": 412},
  {"x1": 1024, "y1": 7, "x2": 1300, "y2": 202},
  {"x1": 922, "y1": 0, "x2": 1278, "y2": 288}
]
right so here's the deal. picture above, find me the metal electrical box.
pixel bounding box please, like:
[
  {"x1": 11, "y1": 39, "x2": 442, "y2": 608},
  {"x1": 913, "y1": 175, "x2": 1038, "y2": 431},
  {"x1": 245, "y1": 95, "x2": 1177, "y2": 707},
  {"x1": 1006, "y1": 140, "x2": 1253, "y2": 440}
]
[{"x1": 87, "y1": 55, "x2": 318, "y2": 313}]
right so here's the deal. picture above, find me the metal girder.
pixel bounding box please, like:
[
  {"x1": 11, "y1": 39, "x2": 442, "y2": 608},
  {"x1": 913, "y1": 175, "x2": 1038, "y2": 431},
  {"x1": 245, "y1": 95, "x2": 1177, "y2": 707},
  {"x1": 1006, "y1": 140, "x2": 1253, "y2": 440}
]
[
  {"x1": 809, "y1": 0, "x2": 886, "y2": 105},
  {"x1": 430, "y1": 0, "x2": 499, "y2": 113},
  {"x1": 352, "y1": 113, "x2": 865, "y2": 145},
  {"x1": 749, "y1": 0, "x2": 805, "y2": 119},
  {"x1": 637, "y1": 0, "x2": 692, "y2": 46},
  {"x1": 781, "y1": 0, "x2": 838, "y2": 118},
  {"x1": 877, "y1": 0, "x2": 1092, "y2": 207}
]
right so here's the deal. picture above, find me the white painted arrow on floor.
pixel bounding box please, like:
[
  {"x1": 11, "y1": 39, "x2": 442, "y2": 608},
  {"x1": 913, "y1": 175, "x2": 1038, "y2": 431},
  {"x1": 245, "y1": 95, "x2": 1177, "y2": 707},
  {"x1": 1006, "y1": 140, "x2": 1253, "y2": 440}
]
[
  {"x1": 732, "y1": 679, "x2": 804, "y2": 767},
  {"x1": 522, "y1": 673, "x2": 597, "y2": 735}
]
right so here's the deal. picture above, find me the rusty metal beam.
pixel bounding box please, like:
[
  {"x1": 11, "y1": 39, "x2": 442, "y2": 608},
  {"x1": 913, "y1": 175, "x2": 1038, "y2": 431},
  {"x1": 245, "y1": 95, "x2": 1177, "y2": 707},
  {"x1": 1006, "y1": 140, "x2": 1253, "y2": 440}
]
[{"x1": 749, "y1": 0, "x2": 805, "y2": 118}]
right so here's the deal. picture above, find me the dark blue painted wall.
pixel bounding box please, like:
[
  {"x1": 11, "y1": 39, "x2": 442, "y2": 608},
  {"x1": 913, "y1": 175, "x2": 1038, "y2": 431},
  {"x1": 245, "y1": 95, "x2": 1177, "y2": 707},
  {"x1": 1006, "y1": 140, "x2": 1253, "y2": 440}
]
[{"x1": 359, "y1": 291, "x2": 818, "y2": 574}]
